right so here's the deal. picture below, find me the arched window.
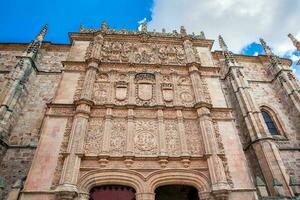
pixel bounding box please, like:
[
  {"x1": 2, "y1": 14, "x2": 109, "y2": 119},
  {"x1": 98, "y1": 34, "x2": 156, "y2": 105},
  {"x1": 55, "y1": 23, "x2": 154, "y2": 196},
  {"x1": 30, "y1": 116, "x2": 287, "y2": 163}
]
[{"x1": 261, "y1": 110, "x2": 279, "y2": 135}]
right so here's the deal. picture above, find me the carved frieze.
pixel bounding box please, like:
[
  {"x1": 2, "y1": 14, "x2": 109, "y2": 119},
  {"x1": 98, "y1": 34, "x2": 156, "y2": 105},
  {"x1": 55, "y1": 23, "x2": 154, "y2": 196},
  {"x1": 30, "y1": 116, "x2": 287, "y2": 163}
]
[{"x1": 88, "y1": 41, "x2": 189, "y2": 65}]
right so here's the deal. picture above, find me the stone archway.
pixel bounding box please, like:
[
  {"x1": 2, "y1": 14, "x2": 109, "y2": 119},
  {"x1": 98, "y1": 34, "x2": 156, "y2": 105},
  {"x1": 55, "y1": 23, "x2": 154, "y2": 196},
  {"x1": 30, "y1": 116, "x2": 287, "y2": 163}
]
[
  {"x1": 155, "y1": 185, "x2": 199, "y2": 200},
  {"x1": 90, "y1": 185, "x2": 136, "y2": 200}
]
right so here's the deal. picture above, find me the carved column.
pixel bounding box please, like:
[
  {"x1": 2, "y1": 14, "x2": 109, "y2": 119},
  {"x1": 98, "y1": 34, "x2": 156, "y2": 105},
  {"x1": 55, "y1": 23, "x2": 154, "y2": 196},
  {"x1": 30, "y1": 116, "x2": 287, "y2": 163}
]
[
  {"x1": 56, "y1": 60, "x2": 99, "y2": 199},
  {"x1": 155, "y1": 72, "x2": 164, "y2": 106}
]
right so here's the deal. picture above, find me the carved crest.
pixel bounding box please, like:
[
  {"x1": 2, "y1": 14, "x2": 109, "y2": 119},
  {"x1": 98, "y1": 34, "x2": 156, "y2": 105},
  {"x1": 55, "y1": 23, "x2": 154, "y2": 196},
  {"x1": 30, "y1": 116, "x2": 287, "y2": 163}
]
[
  {"x1": 135, "y1": 73, "x2": 155, "y2": 102},
  {"x1": 161, "y1": 83, "x2": 174, "y2": 102},
  {"x1": 115, "y1": 81, "x2": 128, "y2": 101}
]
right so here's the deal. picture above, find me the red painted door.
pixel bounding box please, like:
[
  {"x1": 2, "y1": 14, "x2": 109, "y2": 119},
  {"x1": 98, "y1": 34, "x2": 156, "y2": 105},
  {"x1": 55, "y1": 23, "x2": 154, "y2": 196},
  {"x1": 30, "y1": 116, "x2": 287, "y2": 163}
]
[{"x1": 90, "y1": 185, "x2": 136, "y2": 200}]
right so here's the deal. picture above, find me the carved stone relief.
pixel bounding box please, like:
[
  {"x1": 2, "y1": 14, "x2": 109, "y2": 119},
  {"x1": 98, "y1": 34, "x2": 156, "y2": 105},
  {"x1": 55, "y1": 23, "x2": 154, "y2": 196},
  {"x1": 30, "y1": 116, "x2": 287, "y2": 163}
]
[
  {"x1": 110, "y1": 119, "x2": 126, "y2": 155},
  {"x1": 184, "y1": 119, "x2": 203, "y2": 155},
  {"x1": 135, "y1": 73, "x2": 156, "y2": 106},
  {"x1": 96, "y1": 41, "x2": 188, "y2": 65},
  {"x1": 134, "y1": 119, "x2": 158, "y2": 155},
  {"x1": 93, "y1": 82, "x2": 110, "y2": 104},
  {"x1": 84, "y1": 118, "x2": 104, "y2": 155},
  {"x1": 165, "y1": 119, "x2": 181, "y2": 156}
]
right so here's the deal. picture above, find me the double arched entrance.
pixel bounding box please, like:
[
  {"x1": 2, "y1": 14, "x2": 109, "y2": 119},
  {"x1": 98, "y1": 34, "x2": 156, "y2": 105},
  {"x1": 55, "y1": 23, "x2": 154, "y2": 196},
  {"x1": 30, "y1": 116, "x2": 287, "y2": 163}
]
[{"x1": 90, "y1": 184, "x2": 199, "y2": 200}]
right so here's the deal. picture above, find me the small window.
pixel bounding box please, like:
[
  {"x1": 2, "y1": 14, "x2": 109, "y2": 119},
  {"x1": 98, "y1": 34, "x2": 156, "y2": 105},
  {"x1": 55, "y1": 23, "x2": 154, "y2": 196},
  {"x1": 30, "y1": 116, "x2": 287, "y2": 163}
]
[{"x1": 261, "y1": 111, "x2": 279, "y2": 135}]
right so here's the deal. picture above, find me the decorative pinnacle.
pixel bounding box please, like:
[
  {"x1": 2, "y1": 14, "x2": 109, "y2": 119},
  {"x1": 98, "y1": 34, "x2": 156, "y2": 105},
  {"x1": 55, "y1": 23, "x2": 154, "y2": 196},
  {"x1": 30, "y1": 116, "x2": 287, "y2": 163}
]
[
  {"x1": 259, "y1": 38, "x2": 282, "y2": 66},
  {"x1": 288, "y1": 33, "x2": 300, "y2": 50},
  {"x1": 218, "y1": 35, "x2": 237, "y2": 66},
  {"x1": 101, "y1": 21, "x2": 108, "y2": 31},
  {"x1": 180, "y1": 26, "x2": 187, "y2": 35},
  {"x1": 36, "y1": 24, "x2": 48, "y2": 41},
  {"x1": 141, "y1": 21, "x2": 147, "y2": 32},
  {"x1": 218, "y1": 35, "x2": 228, "y2": 51},
  {"x1": 200, "y1": 31, "x2": 206, "y2": 39}
]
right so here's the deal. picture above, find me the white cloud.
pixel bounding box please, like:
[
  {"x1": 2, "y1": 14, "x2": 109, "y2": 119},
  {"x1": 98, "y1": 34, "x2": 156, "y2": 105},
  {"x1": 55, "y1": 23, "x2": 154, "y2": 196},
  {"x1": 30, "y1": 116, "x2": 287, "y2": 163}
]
[
  {"x1": 138, "y1": 17, "x2": 147, "y2": 31},
  {"x1": 148, "y1": 0, "x2": 300, "y2": 56},
  {"x1": 291, "y1": 54, "x2": 300, "y2": 62},
  {"x1": 253, "y1": 52, "x2": 258, "y2": 56}
]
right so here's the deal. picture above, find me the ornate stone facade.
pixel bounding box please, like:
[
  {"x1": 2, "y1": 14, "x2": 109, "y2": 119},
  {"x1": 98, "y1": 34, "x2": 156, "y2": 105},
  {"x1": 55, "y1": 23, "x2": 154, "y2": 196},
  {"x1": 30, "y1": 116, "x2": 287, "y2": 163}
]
[{"x1": 0, "y1": 24, "x2": 299, "y2": 200}]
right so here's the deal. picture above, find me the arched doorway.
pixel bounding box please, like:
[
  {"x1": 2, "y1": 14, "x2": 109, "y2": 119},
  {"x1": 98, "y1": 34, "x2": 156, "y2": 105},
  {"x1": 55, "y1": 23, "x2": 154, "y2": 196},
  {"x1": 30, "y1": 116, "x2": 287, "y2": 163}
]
[
  {"x1": 90, "y1": 185, "x2": 136, "y2": 200},
  {"x1": 155, "y1": 185, "x2": 199, "y2": 200}
]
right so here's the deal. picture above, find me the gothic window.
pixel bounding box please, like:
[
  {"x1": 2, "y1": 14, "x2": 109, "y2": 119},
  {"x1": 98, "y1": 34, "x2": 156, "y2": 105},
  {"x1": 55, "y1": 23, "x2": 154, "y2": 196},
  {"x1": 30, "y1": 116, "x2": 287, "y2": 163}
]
[{"x1": 261, "y1": 110, "x2": 279, "y2": 135}]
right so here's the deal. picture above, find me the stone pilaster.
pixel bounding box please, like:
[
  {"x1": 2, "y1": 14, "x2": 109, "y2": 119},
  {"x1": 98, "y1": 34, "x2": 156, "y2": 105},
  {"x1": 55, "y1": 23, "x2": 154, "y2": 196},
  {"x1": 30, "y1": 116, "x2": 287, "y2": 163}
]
[
  {"x1": 101, "y1": 107, "x2": 113, "y2": 155},
  {"x1": 125, "y1": 109, "x2": 135, "y2": 155},
  {"x1": 56, "y1": 60, "x2": 99, "y2": 199},
  {"x1": 128, "y1": 71, "x2": 136, "y2": 105},
  {"x1": 176, "y1": 109, "x2": 189, "y2": 156},
  {"x1": 157, "y1": 109, "x2": 167, "y2": 156}
]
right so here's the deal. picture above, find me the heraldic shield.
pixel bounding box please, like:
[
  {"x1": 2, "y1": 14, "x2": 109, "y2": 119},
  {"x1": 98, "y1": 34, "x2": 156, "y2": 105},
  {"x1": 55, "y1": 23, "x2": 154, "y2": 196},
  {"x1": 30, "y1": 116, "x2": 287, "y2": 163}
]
[
  {"x1": 135, "y1": 73, "x2": 155, "y2": 101},
  {"x1": 115, "y1": 81, "x2": 128, "y2": 101},
  {"x1": 161, "y1": 83, "x2": 174, "y2": 102},
  {"x1": 138, "y1": 83, "x2": 153, "y2": 101}
]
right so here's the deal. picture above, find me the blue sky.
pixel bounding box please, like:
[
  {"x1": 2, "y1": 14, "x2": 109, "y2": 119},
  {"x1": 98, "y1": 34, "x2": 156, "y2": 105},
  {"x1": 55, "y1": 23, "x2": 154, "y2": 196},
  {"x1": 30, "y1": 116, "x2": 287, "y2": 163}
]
[
  {"x1": 0, "y1": 0, "x2": 152, "y2": 43},
  {"x1": 0, "y1": 0, "x2": 299, "y2": 77}
]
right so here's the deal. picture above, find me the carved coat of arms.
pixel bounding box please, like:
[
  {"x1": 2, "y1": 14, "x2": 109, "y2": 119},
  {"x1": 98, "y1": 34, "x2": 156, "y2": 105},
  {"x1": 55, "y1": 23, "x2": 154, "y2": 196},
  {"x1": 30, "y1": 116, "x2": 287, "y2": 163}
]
[
  {"x1": 135, "y1": 73, "x2": 155, "y2": 102},
  {"x1": 115, "y1": 81, "x2": 128, "y2": 101},
  {"x1": 161, "y1": 83, "x2": 174, "y2": 102}
]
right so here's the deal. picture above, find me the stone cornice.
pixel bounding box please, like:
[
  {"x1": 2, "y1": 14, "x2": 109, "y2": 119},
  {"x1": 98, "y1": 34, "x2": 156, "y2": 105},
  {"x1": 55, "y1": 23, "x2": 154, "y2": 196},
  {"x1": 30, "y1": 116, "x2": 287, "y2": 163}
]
[{"x1": 68, "y1": 32, "x2": 215, "y2": 49}]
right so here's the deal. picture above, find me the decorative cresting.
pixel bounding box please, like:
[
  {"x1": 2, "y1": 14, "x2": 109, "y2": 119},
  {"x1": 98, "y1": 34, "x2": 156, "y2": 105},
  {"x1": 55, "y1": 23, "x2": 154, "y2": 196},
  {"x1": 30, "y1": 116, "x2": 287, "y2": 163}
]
[
  {"x1": 77, "y1": 169, "x2": 210, "y2": 200},
  {"x1": 220, "y1": 36, "x2": 294, "y2": 197},
  {"x1": 0, "y1": 24, "x2": 47, "y2": 145},
  {"x1": 184, "y1": 38, "x2": 230, "y2": 199},
  {"x1": 135, "y1": 73, "x2": 156, "y2": 105},
  {"x1": 260, "y1": 38, "x2": 300, "y2": 113},
  {"x1": 56, "y1": 35, "x2": 100, "y2": 200},
  {"x1": 288, "y1": 33, "x2": 300, "y2": 64}
]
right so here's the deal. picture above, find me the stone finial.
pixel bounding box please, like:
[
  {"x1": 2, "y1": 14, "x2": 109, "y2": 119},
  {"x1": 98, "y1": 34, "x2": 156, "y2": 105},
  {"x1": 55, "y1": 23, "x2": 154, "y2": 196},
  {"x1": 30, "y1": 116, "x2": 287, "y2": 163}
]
[
  {"x1": 180, "y1": 26, "x2": 187, "y2": 35},
  {"x1": 80, "y1": 24, "x2": 84, "y2": 32},
  {"x1": 36, "y1": 24, "x2": 48, "y2": 41},
  {"x1": 200, "y1": 31, "x2": 206, "y2": 39},
  {"x1": 259, "y1": 38, "x2": 274, "y2": 56},
  {"x1": 259, "y1": 38, "x2": 282, "y2": 66},
  {"x1": 288, "y1": 33, "x2": 300, "y2": 49},
  {"x1": 162, "y1": 28, "x2": 166, "y2": 33},
  {"x1": 218, "y1": 35, "x2": 237, "y2": 66},
  {"x1": 101, "y1": 21, "x2": 108, "y2": 31},
  {"x1": 26, "y1": 24, "x2": 48, "y2": 60},
  {"x1": 141, "y1": 21, "x2": 147, "y2": 32}
]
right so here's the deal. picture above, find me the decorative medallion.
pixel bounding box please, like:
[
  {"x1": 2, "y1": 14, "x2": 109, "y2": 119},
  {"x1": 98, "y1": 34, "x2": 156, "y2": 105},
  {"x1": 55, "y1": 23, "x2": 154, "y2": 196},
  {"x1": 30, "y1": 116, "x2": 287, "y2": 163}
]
[
  {"x1": 180, "y1": 91, "x2": 193, "y2": 103},
  {"x1": 134, "y1": 131, "x2": 156, "y2": 151}
]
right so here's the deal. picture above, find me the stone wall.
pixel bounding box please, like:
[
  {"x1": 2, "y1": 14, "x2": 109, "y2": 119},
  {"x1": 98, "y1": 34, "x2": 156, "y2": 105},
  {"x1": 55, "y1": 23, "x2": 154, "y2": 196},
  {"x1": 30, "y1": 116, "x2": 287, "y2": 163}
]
[{"x1": 0, "y1": 43, "x2": 69, "y2": 199}]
